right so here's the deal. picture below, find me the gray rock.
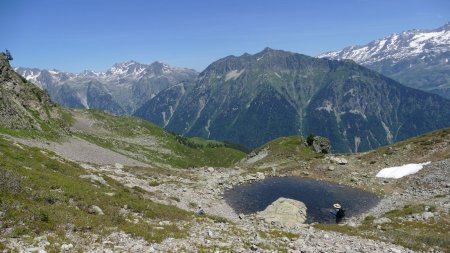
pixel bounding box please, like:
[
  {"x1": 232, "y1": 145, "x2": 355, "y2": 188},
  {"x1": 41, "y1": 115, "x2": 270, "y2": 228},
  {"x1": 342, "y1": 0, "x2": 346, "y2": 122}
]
[
  {"x1": 256, "y1": 172, "x2": 265, "y2": 180},
  {"x1": 256, "y1": 197, "x2": 307, "y2": 228},
  {"x1": 79, "y1": 174, "x2": 108, "y2": 185},
  {"x1": 330, "y1": 156, "x2": 348, "y2": 165},
  {"x1": 422, "y1": 212, "x2": 434, "y2": 220},
  {"x1": 312, "y1": 136, "x2": 331, "y2": 154},
  {"x1": 88, "y1": 205, "x2": 104, "y2": 215},
  {"x1": 61, "y1": 244, "x2": 74, "y2": 252},
  {"x1": 390, "y1": 248, "x2": 402, "y2": 253}
]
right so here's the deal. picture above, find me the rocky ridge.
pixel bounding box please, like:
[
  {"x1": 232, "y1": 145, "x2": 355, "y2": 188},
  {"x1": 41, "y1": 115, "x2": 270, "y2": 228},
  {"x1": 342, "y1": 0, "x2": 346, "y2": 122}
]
[
  {"x1": 15, "y1": 61, "x2": 198, "y2": 114},
  {"x1": 137, "y1": 47, "x2": 450, "y2": 152},
  {"x1": 319, "y1": 23, "x2": 450, "y2": 98}
]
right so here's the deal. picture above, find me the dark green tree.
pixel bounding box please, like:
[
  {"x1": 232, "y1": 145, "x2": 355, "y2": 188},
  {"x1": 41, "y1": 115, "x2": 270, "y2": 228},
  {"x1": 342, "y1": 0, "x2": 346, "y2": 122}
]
[{"x1": 306, "y1": 134, "x2": 315, "y2": 146}]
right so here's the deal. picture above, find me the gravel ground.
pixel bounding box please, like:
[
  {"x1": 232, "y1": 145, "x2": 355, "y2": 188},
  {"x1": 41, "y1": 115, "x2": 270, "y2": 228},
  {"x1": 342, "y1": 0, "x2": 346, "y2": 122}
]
[
  {"x1": 360, "y1": 159, "x2": 450, "y2": 220},
  {"x1": 2, "y1": 136, "x2": 448, "y2": 252},
  {"x1": 6, "y1": 135, "x2": 149, "y2": 167}
]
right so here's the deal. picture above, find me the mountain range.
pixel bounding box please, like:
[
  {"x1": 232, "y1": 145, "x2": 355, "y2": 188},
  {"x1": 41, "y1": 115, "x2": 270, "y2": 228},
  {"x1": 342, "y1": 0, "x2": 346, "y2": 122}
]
[
  {"x1": 319, "y1": 22, "x2": 450, "y2": 99},
  {"x1": 135, "y1": 47, "x2": 450, "y2": 152},
  {"x1": 15, "y1": 61, "x2": 198, "y2": 114},
  {"x1": 13, "y1": 23, "x2": 450, "y2": 153}
]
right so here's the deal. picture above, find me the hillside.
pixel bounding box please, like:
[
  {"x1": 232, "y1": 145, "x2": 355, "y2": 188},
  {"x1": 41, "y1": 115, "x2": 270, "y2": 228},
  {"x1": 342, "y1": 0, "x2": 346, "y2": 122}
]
[
  {"x1": 0, "y1": 53, "x2": 70, "y2": 135},
  {"x1": 136, "y1": 48, "x2": 450, "y2": 152},
  {"x1": 319, "y1": 23, "x2": 450, "y2": 99}
]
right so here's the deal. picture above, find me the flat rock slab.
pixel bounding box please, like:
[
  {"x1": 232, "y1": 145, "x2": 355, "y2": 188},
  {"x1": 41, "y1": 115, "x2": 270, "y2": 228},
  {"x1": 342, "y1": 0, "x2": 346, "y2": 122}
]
[{"x1": 256, "y1": 197, "x2": 307, "y2": 228}]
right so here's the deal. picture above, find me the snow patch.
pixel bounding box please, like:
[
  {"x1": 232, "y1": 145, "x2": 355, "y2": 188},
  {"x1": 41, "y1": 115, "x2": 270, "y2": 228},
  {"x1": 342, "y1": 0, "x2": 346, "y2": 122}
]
[
  {"x1": 349, "y1": 109, "x2": 367, "y2": 120},
  {"x1": 48, "y1": 70, "x2": 60, "y2": 75},
  {"x1": 225, "y1": 69, "x2": 245, "y2": 81},
  {"x1": 316, "y1": 101, "x2": 333, "y2": 112},
  {"x1": 381, "y1": 121, "x2": 393, "y2": 143},
  {"x1": 354, "y1": 136, "x2": 361, "y2": 153},
  {"x1": 376, "y1": 162, "x2": 431, "y2": 179}
]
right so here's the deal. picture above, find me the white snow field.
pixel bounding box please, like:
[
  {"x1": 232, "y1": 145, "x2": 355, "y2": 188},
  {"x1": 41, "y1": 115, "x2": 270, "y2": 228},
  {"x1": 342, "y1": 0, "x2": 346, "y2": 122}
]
[{"x1": 376, "y1": 162, "x2": 431, "y2": 179}]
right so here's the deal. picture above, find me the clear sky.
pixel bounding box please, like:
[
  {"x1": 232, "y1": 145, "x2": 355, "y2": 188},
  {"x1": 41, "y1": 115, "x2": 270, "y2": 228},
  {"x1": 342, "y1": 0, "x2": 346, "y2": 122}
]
[{"x1": 1, "y1": 0, "x2": 449, "y2": 72}]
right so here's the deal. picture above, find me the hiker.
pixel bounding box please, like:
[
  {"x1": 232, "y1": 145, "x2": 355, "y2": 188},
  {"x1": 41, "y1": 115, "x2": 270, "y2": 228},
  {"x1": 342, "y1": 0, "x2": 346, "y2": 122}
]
[
  {"x1": 196, "y1": 205, "x2": 205, "y2": 215},
  {"x1": 330, "y1": 203, "x2": 345, "y2": 223}
]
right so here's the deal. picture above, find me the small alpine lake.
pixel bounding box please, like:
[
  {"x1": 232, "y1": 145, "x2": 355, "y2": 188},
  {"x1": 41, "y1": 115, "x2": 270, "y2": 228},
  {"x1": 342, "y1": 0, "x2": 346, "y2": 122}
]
[{"x1": 223, "y1": 176, "x2": 380, "y2": 223}]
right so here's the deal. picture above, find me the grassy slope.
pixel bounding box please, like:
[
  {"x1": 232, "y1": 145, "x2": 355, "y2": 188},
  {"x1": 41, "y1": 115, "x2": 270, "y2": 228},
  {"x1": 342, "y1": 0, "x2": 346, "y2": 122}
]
[
  {"x1": 0, "y1": 136, "x2": 192, "y2": 250},
  {"x1": 241, "y1": 135, "x2": 325, "y2": 174},
  {"x1": 74, "y1": 109, "x2": 246, "y2": 168}
]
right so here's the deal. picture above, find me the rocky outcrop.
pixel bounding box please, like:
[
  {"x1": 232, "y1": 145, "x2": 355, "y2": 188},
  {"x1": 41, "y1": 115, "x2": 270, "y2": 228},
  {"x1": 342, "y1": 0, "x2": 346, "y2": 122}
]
[
  {"x1": 311, "y1": 136, "x2": 331, "y2": 154},
  {"x1": 256, "y1": 197, "x2": 307, "y2": 229},
  {"x1": 0, "y1": 53, "x2": 66, "y2": 131}
]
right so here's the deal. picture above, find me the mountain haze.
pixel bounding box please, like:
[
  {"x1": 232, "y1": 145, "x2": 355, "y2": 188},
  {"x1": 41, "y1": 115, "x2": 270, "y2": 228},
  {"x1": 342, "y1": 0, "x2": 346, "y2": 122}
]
[
  {"x1": 136, "y1": 48, "x2": 450, "y2": 152},
  {"x1": 15, "y1": 61, "x2": 198, "y2": 114},
  {"x1": 319, "y1": 22, "x2": 450, "y2": 99}
]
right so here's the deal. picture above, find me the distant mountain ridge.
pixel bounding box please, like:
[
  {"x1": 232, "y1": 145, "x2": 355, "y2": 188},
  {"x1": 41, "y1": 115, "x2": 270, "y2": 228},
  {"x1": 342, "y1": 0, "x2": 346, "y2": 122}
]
[
  {"x1": 15, "y1": 61, "x2": 198, "y2": 114},
  {"x1": 319, "y1": 22, "x2": 450, "y2": 98},
  {"x1": 136, "y1": 48, "x2": 450, "y2": 152}
]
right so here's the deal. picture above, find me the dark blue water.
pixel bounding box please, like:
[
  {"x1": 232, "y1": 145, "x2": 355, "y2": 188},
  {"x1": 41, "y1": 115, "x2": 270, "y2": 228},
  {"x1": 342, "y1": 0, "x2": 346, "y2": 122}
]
[{"x1": 223, "y1": 176, "x2": 379, "y2": 223}]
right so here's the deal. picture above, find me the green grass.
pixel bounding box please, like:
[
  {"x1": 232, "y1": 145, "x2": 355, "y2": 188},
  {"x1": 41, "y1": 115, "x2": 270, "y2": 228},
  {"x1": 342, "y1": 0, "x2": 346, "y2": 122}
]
[
  {"x1": 246, "y1": 135, "x2": 325, "y2": 168},
  {"x1": 74, "y1": 109, "x2": 246, "y2": 168},
  {"x1": 0, "y1": 136, "x2": 191, "y2": 243},
  {"x1": 384, "y1": 204, "x2": 432, "y2": 219},
  {"x1": 315, "y1": 205, "x2": 449, "y2": 252}
]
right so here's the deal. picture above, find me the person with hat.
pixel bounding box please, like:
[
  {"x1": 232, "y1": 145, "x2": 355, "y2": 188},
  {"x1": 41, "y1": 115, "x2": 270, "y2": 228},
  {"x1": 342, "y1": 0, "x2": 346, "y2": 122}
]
[{"x1": 330, "y1": 203, "x2": 345, "y2": 222}]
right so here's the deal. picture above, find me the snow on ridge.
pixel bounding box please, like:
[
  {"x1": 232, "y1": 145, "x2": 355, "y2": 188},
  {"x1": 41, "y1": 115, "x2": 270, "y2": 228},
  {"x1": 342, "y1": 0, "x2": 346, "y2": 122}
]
[
  {"x1": 318, "y1": 25, "x2": 450, "y2": 64},
  {"x1": 225, "y1": 69, "x2": 245, "y2": 81},
  {"x1": 376, "y1": 161, "x2": 431, "y2": 179}
]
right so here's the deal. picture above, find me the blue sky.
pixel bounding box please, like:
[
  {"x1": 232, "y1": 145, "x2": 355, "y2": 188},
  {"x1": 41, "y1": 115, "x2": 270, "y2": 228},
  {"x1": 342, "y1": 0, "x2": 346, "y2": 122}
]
[{"x1": 1, "y1": 0, "x2": 449, "y2": 72}]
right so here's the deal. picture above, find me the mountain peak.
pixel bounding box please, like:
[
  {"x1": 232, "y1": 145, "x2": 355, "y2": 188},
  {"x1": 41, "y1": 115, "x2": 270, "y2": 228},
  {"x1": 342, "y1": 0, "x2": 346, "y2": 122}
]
[
  {"x1": 318, "y1": 22, "x2": 450, "y2": 65},
  {"x1": 438, "y1": 22, "x2": 450, "y2": 31}
]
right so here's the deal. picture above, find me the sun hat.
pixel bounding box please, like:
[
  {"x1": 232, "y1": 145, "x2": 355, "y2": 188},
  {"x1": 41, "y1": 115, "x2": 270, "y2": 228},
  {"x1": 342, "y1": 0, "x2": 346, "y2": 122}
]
[{"x1": 333, "y1": 203, "x2": 342, "y2": 209}]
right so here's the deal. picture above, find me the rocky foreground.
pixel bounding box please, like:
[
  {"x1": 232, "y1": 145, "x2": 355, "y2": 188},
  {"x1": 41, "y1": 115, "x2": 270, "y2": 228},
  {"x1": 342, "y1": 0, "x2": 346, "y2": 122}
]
[{"x1": 4, "y1": 138, "x2": 448, "y2": 252}]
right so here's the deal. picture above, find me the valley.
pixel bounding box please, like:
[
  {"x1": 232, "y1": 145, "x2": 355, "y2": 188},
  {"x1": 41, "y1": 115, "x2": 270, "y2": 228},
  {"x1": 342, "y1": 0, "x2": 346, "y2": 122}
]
[{"x1": 1, "y1": 6, "x2": 450, "y2": 250}]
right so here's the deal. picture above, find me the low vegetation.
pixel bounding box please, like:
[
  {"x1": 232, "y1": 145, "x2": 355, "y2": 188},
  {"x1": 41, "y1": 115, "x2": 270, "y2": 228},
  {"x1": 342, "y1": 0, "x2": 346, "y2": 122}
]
[
  {"x1": 315, "y1": 204, "x2": 450, "y2": 252},
  {"x1": 74, "y1": 109, "x2": 246, "y2": 168},
  {"x1": 0, "y1": 136, "x2": 192, "y2": 247}
]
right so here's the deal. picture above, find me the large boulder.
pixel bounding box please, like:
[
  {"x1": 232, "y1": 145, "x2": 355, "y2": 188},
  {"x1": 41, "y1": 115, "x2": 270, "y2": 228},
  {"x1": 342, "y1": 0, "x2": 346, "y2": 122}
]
[
  {"x1": 329, "y1": 156, "x2": 348, "y2": 165},
  {"x1": 312, "y1": 136, "x2": 331, "y2": 154},
  {"x1": 256, "y1": 198, "x2": 307, "y2": 229}
]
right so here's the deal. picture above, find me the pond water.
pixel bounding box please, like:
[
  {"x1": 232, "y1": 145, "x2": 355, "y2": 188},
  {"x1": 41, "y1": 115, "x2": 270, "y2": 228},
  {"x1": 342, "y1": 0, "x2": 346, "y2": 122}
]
[{"x1": 223, "y1": 176, "x2": 380, "y2": 223}]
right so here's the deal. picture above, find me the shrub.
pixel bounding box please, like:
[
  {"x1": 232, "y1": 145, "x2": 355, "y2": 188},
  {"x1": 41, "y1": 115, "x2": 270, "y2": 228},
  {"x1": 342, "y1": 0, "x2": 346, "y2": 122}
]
[{"x1": 306, "y1": 134, "x2": 315, "y2": 146}]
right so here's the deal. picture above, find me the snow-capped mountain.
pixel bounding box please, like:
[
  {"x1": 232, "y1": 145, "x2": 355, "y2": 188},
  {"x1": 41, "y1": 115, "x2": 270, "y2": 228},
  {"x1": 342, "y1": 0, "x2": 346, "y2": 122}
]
[
  {"x1": 135, "y1": 48, "x2": 450, "y2": 153},
  {"x1": 15, "y1": 61, "x2": 198, "y2": 114},
  {"x1": 319, "y1": 23, "x2": 450, "y2": 98}
]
